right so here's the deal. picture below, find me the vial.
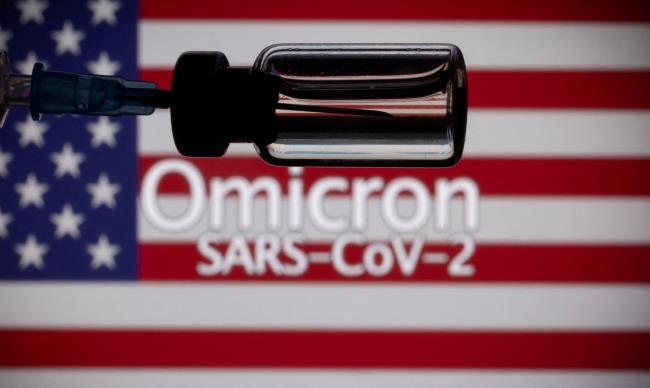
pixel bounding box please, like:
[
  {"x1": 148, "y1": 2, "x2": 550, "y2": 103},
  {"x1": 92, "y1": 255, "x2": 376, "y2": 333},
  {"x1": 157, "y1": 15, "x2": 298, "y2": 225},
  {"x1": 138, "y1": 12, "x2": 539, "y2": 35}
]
[{"x1": 170, "y1": 43, "x2": 467, "y2": 167}]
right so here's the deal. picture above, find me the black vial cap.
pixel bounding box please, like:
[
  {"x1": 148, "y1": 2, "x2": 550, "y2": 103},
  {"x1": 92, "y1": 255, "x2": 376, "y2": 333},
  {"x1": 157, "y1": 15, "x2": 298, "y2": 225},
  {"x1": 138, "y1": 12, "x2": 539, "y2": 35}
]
[{"x1": 170, "y1": 51, "x2": 230, "y2": 157}]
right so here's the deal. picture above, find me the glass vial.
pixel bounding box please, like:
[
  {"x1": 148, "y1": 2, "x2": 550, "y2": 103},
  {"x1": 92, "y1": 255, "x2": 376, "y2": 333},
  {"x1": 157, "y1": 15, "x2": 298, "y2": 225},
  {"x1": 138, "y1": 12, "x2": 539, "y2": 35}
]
[
  {"x1": 169, "y1": 43, "x2": 467, "y2": 167},
  {"x1": 254, "y1": 44, "x2": 466, "y2": 167}
]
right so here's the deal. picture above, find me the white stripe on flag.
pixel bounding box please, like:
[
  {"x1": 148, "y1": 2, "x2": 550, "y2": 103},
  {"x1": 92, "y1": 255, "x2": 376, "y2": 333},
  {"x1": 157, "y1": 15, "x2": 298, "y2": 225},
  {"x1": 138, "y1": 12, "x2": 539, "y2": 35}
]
[
  {"x1": 138, "y1": 110, "x2": 650, "y2": 157},
  {"x1": 1, "y1": 283, "x2": 648, "y2": 329},
  {"x1": 138, "y1": 196, "x2": 650, "y2": 244},
  {"x1": 139, "y1": 21, "x2": 650, "y2": 69},
  {"x1": 1, "y1": 369, "x2": 648, "y2": 388}
]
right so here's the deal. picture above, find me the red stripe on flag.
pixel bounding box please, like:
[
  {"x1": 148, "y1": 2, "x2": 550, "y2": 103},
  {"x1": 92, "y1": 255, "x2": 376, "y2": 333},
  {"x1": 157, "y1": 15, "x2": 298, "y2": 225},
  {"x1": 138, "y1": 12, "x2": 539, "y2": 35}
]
[
  {"x1": 2, "y1": 330, "x2": 648, "y2": 369},
  {"x1": 138, "y1": 157, "x2": 650, "y2": 197},
  {"x1": 140, "y1": 0, "x2": 650, "y2": 22},
  {"x1": 470, "y1": 71, "x2": 650, "y2": 109},
  {"x1": 140, "y1": 69, "x2": 172, "y2": 89},
  {"x1": 139, "y1": 243, "x2": 650, "y2": 283},
  {"x1": 140, "y1": 69, "x2": 650, "y2": 109}
]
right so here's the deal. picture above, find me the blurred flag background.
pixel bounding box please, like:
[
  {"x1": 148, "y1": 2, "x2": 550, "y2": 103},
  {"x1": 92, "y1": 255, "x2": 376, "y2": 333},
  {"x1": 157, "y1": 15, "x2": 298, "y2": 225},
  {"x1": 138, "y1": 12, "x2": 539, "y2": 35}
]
[{"x1": 1, "y1": 0, "x2": 649, "y2": 386}]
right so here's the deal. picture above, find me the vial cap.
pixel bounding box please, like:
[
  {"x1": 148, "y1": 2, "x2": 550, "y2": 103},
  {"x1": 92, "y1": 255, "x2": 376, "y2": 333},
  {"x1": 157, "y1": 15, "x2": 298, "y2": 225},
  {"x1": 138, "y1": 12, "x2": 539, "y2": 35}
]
[{"x1": 170, "y1": 51, "x2": 230, "y2": 157}]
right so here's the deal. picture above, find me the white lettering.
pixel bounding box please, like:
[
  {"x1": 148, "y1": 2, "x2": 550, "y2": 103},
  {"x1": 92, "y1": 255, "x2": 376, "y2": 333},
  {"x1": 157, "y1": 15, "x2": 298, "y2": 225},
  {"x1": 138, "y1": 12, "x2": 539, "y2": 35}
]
[
  {"x1": 196, "y1": 232, "x2": 223, "y2": 276},
  {"x1": 381, "y1": 177, "x2": 430, "y2": 232},
  {"x1": 222, "y1": 235, "x2": 255, "y2": 275},
  {"x1": 288, "y1": 167, "x2": 304, "y2": 231},
  {"x1": 282, "y1": 233, "x2": 309, "y2": 276},
  {"x1": 391, "y1": 236, "x2": 424, "y2": 276},
  {"x1": 448, "y1": 233, "x2": 476, "y2": 277},
  {"x1": 307, "y1": 177, "x2": 348, "y2": 232},
  {"x1": 210, "y1": 177, "x2": 281, "y2": 231},
  {"x1": 254, "y1": 233, "x2": 284, "y2": 275},
  {"x1": 363, "y1": 242, "x2": 393, "y2": 277},
  {"x1": 351, "y1": 177, "x2": 384, "y2": 231},
  {"x1": 332, "y1": 234, "x2": 365, "y2": 276},
  {"x1": 141, "y1": 159, "x2": 206, "y2": 232},
  {"x1": 435, "y1": 177, "x2": 480, "y2": 231}
]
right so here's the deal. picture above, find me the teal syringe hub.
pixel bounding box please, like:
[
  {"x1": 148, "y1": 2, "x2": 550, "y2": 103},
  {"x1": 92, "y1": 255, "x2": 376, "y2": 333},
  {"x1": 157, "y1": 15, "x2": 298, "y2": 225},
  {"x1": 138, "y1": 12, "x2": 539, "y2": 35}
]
[{"x1": 29, "y1": 63, "x2": 170, "y2": 120}]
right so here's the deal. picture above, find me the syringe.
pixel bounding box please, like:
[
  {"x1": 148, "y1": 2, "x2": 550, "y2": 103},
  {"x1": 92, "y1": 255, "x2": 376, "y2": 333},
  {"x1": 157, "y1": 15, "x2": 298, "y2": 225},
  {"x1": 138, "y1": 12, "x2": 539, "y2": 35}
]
[
  {"x1": 0, "y1": 44, "x2": 468, "y2": 167},
  {"x1": 0, "y1": 51, "x2": 170, "y2": 126}
]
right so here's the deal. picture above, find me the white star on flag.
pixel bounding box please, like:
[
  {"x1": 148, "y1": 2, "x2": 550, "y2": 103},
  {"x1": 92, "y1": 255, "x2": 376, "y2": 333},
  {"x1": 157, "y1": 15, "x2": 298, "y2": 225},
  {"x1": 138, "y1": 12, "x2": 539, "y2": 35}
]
[
  {"x1": 51, "y1": 20, "x2": 85, "y2": 56},
  {"x1": 50, "y1": 143, "x2": 85, "y2": 178},
  {"x1": 87, "y1": 234, "x2": 120, "y2": 270},
  {"x1": 50, "y1": 204, "x2": 85, "y2": 239},
  {"x1": 15, "y1": 51, "x2": 48, "y2": 74},
  {"x1": 0, "y1": 209, "x2": 13, "y2": 238},
  {"x1": 0, "y1": 147, "x2": 13, "y2": 177},
  {"x1": 86, "y1": 173, "x2": 121, "y2": 208},
  {"x1": 87, "y1": 51, "x2": 121, "y2": 76},
  {"x1": 87, "y1": 0, "x2": 121, "y2": 25},
  {"x1": 15, "y1": 115, "x2": 48, "y2": 147},
  {"x1": 14, "y1": 173, "x2": 49, "y2": 208},
  {"x1": 15, "y1": 234, "x2": 48, "y2": 270},
  {"x1": 15, "y1": 0, "x2": 49, "y2": 25},
  {"x1": 0, "y1": 25, "x2": 12, "y2": 51},
  {"x1": 87, "y1": 116, "x2": 120, "y2": 147}
]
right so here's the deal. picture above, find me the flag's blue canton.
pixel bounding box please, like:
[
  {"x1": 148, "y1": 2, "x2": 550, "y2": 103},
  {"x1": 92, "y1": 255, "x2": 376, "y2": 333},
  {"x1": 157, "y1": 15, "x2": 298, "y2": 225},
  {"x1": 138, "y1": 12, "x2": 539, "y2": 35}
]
[{"x1": 0, "y1": 0, "x2": 138, "y2": 279}]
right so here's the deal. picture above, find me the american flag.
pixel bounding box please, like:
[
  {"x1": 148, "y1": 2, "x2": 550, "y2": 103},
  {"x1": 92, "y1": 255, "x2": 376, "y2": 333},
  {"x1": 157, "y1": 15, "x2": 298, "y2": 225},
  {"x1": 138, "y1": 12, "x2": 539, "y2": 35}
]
[{"x1": 1, "y1": 0, "x2": 649, "y2": 386}]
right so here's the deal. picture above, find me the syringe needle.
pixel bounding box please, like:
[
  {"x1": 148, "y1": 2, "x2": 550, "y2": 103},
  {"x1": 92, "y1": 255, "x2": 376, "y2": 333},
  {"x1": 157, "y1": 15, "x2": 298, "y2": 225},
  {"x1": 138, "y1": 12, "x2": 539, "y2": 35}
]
[
  {"x1": 29, "y1": 63, "x2": 170, "y2": 118},
  {"x1": 1, "y1": 51, "x2": 170, "y2": 128}
]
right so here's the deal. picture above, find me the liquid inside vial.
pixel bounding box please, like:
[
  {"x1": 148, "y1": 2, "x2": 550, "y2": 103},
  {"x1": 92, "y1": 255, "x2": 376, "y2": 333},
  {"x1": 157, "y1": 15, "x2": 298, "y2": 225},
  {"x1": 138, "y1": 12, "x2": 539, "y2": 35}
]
[{"x1": 252, "y1": 44, "x2": 466, "y2": 166}]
